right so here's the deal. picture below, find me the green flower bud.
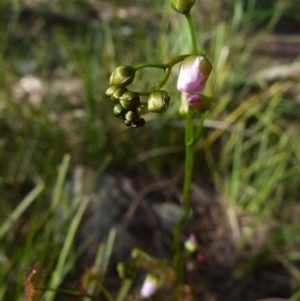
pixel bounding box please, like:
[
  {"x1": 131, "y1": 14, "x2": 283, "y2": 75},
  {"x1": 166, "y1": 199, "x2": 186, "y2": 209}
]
[
  {"x1": 125, "y1": 110, "x2": 140, "y2": 123},
  {"x1": 119, "y1": 91, "x2": 140, "y2": 110},
  {"x1": 124, "y1": 111, "x2": 146, "y2": 128},
  {"x1": 105, "y1": 86, "x2": 128, "y2": 104},
  {"x1": 110, "y1": 66, "x2": 136, "y2": 87},
  {"x1": 170, "y1": 0, "x2": 195, "y2": 14},
  {"x1": 113, "y1": 104, "x2": 127, "y2": 118},
  {"x1": 105, "y1": 85, "x2": 118, "y2": 97},
  {"x1": 111, "y1": 87, "x2": 128, "y2": 103},
  {"x1": 148, "y1": 90, "x2": 170, "y2": 113}
]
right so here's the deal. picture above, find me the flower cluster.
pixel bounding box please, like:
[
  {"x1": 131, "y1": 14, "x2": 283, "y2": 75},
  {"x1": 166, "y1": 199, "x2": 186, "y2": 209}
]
[
  {"x1": 106, "y1": 55, "x2": 212, "y2": 127},
  {"x1": 105, "y1": 66, "x2": 146, "y2": 128},
  {"x1": 106, "y1": 65, "x2": 172, "y2": 128},
  {"x1": 106, "y1": 50, "x2": 212, "y2": 127}
]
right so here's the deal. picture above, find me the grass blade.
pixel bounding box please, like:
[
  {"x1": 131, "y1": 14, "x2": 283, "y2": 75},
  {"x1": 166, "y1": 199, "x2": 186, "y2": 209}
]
[
  {"x1": 99, "y1": 229, "x2": 116, "y2": 280},
  {"x1": 50, "y1": 154, "x2": 71, "y2": 211},
  {"x1": 45, "y1": 197, "x2": 89, "y2": 301},
  {"x1": 0, "y1": 182, "x2": 44, "y2": 239}
]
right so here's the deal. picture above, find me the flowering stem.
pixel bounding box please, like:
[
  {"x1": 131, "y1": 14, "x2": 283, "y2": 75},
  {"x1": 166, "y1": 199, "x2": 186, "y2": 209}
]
[
  {"x1": 185, "y1": 12, "x2": 198, "y2": 54},
  {"x1": 193, "y1": 113, "x2": 206, "y2": 145},
  {"x1": 173, "y1": 9, "x2": 203, "y2": 282},
  {"x1": 173, "y1": 109, "x2": 194, "y2": 280}
]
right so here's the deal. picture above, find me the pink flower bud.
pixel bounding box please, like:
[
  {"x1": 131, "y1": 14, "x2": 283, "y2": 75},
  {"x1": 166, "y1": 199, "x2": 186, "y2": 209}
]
[
  {"x1": 184, "y1": 234, "x2": 198, "y2": 253},
  {"x1": 140, "y1": 274, "x2": 158, "y2": 299},
  {"x1": 187, "y1": 93, "x2": 212, "y2": 114},
  {"x1": 187, "y1": 94, "x2": 201, "y2": 106},
  {"x1": 177, "y1": 55, "x2": 212, "y2": 93}
]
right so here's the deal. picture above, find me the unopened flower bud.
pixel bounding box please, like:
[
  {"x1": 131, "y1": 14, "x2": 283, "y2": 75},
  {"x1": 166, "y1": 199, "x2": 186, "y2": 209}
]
[
  {"x1": 119, "y1": 91, "x2": 140, "y2": 110},
  {"x1": 125, "y1": 110, "x2": 140, "y2": 123},
  {"x1": 113, "y1": 104, "x2": 127, "y2": 118},
  {"x1": 187, "y1": 94, "x2": 212, "y2": 114},
  {"x1": 110, "y1": 87, "x2": 128, "y2": 103},
  {"x1": 170, "y1": 0, "x2": 195, "y2": 14},
  {"x1": 110, "y1": 66, "x2": 136, "y2": 86},
  {"x1": 148, "y1": 90, "x2": 170, "y2": 113},
  {"x1": 177, "y1": 55, "x2": 212, "y2": 93},
  {"x1": 105, "y1": 85, "x2": 118, "y2": 97},
  {"x1": 140, "y1": 274, "x2": 158, "y2": 299},
  {"x1": 184, "y1": 234, "x2": 198, "y2": 253}
]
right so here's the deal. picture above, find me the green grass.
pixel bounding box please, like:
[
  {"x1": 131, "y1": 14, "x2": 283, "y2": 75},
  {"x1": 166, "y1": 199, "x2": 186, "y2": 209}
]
[{"x1": 0, "y1": 0, "x2": 300, "y2": 300}]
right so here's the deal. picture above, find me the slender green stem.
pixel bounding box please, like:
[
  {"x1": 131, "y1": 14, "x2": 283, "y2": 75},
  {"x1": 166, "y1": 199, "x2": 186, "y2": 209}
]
[
  {"x1": 156, "y1": 68, "x2": 171, "y2": 89},
  {"x1": 133, "y1": 54, "x2": 191, "y2": 71},
  {"x1": 133, "y1": 62, "x2": 166, "y2": 70},
  {"x1": 185, "y1": 12, "x2": 198, "y2": 53},
  {"x1": 165, "y1": 54, "x2": 191, "y2": 68},
  {"x1": 193, "y1": 113, "x2": 206, "y2": 146},
  {"x1": 131, "y1": 67, "x2": 171, "y2": 95},
  {"x1": 132, "y1": 91, "x2": 150, "y2": 96},
  {"x1": 173, "y1": 109, "x2": 194, "y2": 280}
]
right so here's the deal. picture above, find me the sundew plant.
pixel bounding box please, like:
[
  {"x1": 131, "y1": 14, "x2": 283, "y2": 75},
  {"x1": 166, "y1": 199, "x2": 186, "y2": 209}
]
[{"x1": 105, "y1": 0, "x2": 213, "y2": 299}]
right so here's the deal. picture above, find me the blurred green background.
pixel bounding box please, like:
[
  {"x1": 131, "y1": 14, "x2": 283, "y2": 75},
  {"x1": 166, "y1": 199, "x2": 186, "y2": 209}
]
[{"x1": 0, "y1": 0, "x2": 300, "y2": 300}]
